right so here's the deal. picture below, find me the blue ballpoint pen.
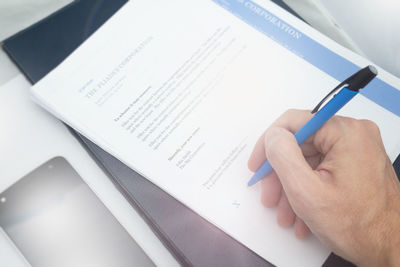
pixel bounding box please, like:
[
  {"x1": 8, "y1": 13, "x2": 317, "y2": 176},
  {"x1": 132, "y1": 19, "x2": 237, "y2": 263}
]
[{"x1": 248, "y1": 65, "x2": 378, "y2": 186}]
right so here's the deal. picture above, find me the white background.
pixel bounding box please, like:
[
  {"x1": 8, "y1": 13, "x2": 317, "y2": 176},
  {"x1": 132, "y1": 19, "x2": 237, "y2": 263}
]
[{"x1": 303, "y1": 0, "x2": 400, "y2": 78}]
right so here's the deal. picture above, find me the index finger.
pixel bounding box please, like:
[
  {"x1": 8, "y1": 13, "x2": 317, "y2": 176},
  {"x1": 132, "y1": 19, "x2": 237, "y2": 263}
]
[{"x1": 248, "y1": 109, "x2": 314, "y2": 172}]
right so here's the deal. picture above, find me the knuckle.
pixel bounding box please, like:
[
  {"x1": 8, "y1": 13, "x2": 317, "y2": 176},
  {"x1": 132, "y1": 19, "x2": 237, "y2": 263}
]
[
  {"x1": 340, "y1": 116, "x2": 359, "y2": 129},
  {"x1": 341, "y1": 118, "x2": 381, "y2": 142},
  {"x1": 279, "y1": 109, "x2": 296, "y2": 122},
  {"x1": 264, "y1": 127, "x2": 288, "y2": 153},
  {"x1": 333, "y1": 116, "x2": 369, "y2": 136},
  {"x1": 324, "y1": 115, "x2": 348, "y2": 132},
  {"x1": 284, "y1": 108, "x2": 297, "y2": 116},
  {"x1": 282, "y1": 108, "x2": 304, "y2": 119},
  {"x1": 360, "y1": 119, "x2": 381, "y2": 135}
]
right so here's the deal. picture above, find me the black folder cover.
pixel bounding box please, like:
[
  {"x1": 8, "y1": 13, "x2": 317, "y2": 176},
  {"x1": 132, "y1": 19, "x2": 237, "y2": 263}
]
[{"x1": 4, "y1": 0, "x2": 382, "y2": 265}]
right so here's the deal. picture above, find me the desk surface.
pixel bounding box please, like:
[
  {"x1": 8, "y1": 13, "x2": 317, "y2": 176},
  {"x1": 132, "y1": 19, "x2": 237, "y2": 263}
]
[
  {"x1": 0, "y1": 47, "x2": 19, "y2": 85},
  {"x1": 0, "y1": 75, "x2": 179, "y2": 266}
]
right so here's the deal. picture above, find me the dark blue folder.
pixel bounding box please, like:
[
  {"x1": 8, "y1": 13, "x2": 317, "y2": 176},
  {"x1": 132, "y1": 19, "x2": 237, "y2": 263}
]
[
  {"x1": 4, "y1": 0, "x2": 376, "y2": 265},
  {"x1": 3, "y1": 0, "x2": 128, "y2": 83}
]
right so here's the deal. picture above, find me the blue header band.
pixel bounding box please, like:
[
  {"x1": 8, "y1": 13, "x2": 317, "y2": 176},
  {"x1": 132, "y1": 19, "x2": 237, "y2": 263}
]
[{"x1": 213, "y1": 0, "x2": 400, "y2": 117}]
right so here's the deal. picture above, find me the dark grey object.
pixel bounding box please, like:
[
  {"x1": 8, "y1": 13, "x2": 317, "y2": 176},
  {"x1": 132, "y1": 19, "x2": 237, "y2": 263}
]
[{"x1": 0, "y1": 157, "x2": 155, "y2": 267}]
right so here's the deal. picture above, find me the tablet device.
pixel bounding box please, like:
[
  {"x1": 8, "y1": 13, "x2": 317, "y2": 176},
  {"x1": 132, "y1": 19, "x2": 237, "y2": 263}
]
[{"x1": 0, "y1": 157, "x2": 155, "y2": 267}]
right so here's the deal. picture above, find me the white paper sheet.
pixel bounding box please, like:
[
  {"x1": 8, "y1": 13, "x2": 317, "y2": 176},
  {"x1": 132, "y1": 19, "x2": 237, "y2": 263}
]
[{"x1": 31, "y1": 0, "x2": 400, "y2": 266}]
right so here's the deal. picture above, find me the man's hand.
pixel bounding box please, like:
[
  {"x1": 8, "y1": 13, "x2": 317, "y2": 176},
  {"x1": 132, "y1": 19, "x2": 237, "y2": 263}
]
[{"x1": 248, "y1": 109, "x2": 400, "y2": 266}]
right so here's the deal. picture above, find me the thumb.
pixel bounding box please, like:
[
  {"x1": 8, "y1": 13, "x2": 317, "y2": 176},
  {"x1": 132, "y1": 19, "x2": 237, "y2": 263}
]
[{"x1": 264, "y1": 127, "x2": 318, "y2": 199}]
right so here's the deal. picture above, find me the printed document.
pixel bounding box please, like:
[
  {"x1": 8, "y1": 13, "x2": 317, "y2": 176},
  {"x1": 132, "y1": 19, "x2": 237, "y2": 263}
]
[{"x1": 31, "y1": 0, "x2": 400, "y2": 266}]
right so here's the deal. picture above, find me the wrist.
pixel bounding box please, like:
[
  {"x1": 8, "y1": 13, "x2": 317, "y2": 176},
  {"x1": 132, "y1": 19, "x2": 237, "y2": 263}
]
[
  {"x1": 386, "y1": 219, "x2": 400, "y2": 267},
  {"x1": 357, "y1": 209, "x2": 400, "y2": 267},
  {"x1": 379, "y1": 210, "x2": 400, "y2": 267},
  {"x1": 375, "y1": 168, "x2": 400, "y2": 267}
]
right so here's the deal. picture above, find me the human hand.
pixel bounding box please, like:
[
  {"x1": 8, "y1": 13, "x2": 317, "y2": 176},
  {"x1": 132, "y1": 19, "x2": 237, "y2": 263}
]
[{"x1": 248, "y1": 109, "x2": 400, "y2": 266}]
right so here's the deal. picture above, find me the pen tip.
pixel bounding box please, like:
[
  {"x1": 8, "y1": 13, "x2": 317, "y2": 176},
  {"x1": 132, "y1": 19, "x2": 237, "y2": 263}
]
[{"x1": 247, "y1": 177, "x2": 257, "y2": 187}]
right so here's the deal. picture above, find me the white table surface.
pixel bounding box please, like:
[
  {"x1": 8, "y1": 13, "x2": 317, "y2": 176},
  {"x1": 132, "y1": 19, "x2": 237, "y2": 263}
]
[
  {"x1": 0, "y1": 75, "x2": 180, "y2": 267},
  {"x1": 318, "y1": 0, "x2": 400, "y2": 78}
]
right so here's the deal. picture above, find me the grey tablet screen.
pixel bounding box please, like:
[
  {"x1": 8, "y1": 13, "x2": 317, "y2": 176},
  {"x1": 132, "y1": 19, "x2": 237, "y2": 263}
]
[{"x1": 0, "y1": 157, "x2": 155, "y2": 267}]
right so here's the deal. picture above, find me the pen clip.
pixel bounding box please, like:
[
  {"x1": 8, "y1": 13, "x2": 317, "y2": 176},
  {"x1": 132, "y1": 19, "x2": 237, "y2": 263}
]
[
  {"x1": 311, "y1": 65, "x2": 378, "y2": 114},
  {"x1": 311, "y1": 81, "x2": 347, "y2": 114}
]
